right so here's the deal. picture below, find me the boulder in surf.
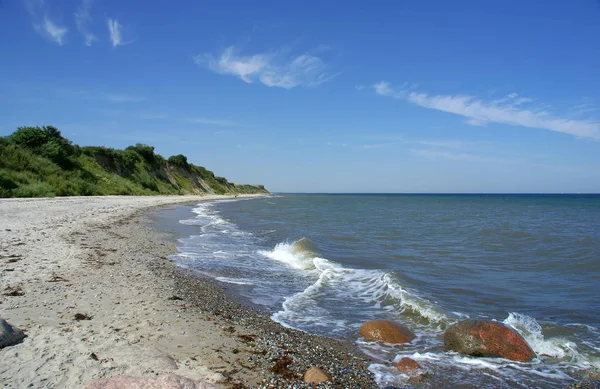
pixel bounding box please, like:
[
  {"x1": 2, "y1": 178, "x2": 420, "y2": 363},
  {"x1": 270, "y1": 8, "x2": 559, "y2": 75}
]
[
  {"x1": 358, "y1": 320, "x2": 415, "y2": 344},
  {"x1": 444, "y1": 320, "x2": 535, "y2": 362},
  {"x1": 395, "y1": 357, "x2": 422, "y2": 375}
]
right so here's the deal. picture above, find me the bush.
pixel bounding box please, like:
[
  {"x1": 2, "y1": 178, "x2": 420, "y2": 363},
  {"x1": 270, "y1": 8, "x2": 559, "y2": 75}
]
[
  {"x1": 12, "y1": 182, "x2": 55, "y2": 198},
  {"x1": 0, "y1": 170, "x2": 18, "y2": 191},
  {"x1": 126, "y1": 144, "x2": 156, "y2": 162},
  {"x1": 167, "y1": 154, "x2": 189, "y2": 170}
]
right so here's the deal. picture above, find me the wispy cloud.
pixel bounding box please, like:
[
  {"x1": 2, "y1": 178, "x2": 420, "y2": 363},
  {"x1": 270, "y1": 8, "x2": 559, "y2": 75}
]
[
  {"x1": 39, "y1": 16, "x2": 68, "y2": 45},
  {"x1": 107, "y1": 18, "x2": 132, "y2": 47},
  {"x1": 25, "y1": 1, "x2": 68, "y2": 45},
  {"x1": 194, "y1": 46, "x2": 336, "y2": 89},
  {"x1": 372, "y1": 82, "x2": 600, "y2": 140},
  {"x1": 75, "y1": 0, "x2": 96, "y2": 46}
]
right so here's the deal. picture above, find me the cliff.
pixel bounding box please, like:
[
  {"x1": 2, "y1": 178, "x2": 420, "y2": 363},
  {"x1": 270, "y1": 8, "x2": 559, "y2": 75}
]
[{"x1": 0, "y1": 126, "x2": 268, "y2": 198}]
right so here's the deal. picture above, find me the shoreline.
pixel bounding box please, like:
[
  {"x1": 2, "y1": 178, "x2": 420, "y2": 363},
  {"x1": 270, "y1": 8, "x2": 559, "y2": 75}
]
[{"x1": 0, "y1": 195, "x2": 377, "y2": 388}]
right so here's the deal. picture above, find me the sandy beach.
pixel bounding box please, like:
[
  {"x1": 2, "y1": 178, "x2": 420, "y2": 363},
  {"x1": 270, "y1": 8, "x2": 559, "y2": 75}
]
[{"x1": 0, "y1": 195, "x2": 376, "y2": 389}]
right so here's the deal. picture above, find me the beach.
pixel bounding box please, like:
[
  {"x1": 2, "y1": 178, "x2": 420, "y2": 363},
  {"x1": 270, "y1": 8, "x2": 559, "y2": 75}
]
[{"x1": 0, "y1": 195, "x2": 377, "y2": 389}]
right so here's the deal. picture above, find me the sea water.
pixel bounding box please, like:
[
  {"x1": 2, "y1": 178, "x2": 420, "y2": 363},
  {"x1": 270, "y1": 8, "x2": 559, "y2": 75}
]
[{"x1": 168, "y1": 194, "x2": 600, "y2": 388}]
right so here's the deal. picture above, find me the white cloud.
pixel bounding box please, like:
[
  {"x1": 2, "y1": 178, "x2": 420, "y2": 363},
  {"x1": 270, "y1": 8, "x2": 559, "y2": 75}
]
[
  {"x1": 195, "y1": 46, "x2": 336, "y2": 89},
  {"x1": 372, "y1": 82, "x2": 600, "y2": 140},
  {"x1": 25, "y1": 0, "x2": 68, "y2": 46},
  {"x1": 373, "y1": 81, "x2": 395, "y2": 97},
  {"x1": 107, "y1": 18, "x2": 132, "y2": 47},
  {"x1": 75, "y1": 0, "x2": 96, "y2": 46},
  {"x1": 39, "y1": 15, "x2": 68, "y2": 45}
]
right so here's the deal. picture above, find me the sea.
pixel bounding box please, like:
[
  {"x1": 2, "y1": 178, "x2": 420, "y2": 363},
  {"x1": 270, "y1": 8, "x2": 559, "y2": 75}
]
[{"x1": 155, "y1": 194, "x2": 600, "y2": 388}]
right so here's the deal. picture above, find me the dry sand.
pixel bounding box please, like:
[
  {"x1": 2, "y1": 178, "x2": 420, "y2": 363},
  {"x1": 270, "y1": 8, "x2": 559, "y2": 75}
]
[{"x1": 0, "y1": 195, "x2": 376, "y2": 389}]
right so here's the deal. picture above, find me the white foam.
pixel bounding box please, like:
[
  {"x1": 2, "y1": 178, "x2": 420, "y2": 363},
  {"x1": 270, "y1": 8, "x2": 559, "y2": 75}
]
[
  {"x1": 215, "y1": 277, "x2": 254, "y2": 285},
  {"x1": 452, "y1": 355, "x2": 501, "y2": 370},
  {"x1": 266, "y1": 239, "x2": 449, "y2": 334},
  {"x1": 258, "y1": 239, "x2": 318, "y2": 270},
  {"x1": 504, "y1": 312, "x2": 570, "y2": 359}
]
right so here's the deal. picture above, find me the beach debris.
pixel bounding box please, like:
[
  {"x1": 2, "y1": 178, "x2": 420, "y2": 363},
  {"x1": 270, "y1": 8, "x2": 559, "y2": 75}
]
[
  {"x1": 237, "y1": 334, "x2": 256, "y2": 343},
  {"x1": 223, "y1": 326, "x2": 236, "y2": 334},
  {"x1": 444, "y1": 319, "x2": 535, "y2": 361},
  {"x1": 168, "y1": 295, "x2": 183, "y2": 301},
  {"x1": 565, "y1": 380, "x2": 600, "y2": 389},
  {"x1": 74, "y1": 313, "x2": 93, "y2": 321},
  {"x1": 48, "y1": 274, "x2": 68, "y2": 282},
  {"x1": 3, "y1": 286, "x2": 25, "y2": 296},
  {"x1": 84, "y1": 373, "x2": 218, "y2": 389},
  {"x1": 303, "y1": 366, "x2": 332, "y2": 383},
  {"x1": 270, "y1": 355, "x2": 297, "y2": 379},
  {"x1": 90, "y1": 352, "x2": 99, "y2": 361},
  {"x1": 358, "y1": 320, "x2": 415, "y2": 344},
  {"x1": 0, "y1": 318, "x2": 26, "y2": 348}
]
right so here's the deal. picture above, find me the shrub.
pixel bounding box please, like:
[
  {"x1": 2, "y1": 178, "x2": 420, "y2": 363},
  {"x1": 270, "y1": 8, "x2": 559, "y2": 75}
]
[
  {"x1": 12, "y1": 182, "x2": 55, "y2": 198},
  {"x1": 126, "y1": 144, "x2": 156, "y2": 162},
  {"x1": 167, "y1": 154, "x2": 189, "y2": 170}
]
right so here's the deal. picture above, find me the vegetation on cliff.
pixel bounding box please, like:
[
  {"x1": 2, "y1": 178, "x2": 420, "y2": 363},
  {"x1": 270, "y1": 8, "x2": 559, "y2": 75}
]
[{"x1": 0, "y1": 126, "x2": 268, "y2": 198}]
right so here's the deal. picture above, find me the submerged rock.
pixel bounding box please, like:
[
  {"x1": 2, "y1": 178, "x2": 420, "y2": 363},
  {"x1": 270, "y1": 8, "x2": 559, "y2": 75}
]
[
  {"x1": 84, "y1": 374, "x2": 217, "y2": 389},
  {"x1": 395, "y1": 357, "x2": 421, "y2": 375},
  {"x1": 359, "y1": 320, "x2": 415, "y2": 344},
  {"x1": 303, "y1": 366, "x2": 332, "y2": 383},
  {"x1": 565, "y1": 380, "x2": 600, "y2": 389},
  {"x1": 0, "y1": 319, "x2": 26, "y2": 348},
  {"x1": 444, "y1": 320, "x2": 535, "y2": 362}
]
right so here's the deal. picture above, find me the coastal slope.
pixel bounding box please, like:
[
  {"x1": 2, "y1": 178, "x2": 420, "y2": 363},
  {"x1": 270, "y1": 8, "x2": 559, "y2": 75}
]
[{"x1": 0, "y1": 126, "x2": 268, "y2": 198}]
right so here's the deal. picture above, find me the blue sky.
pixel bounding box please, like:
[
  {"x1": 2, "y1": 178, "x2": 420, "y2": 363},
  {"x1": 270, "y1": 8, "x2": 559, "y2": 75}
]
[{"x1": 1, "y1": 0, "x2": 600, "y2": 193}]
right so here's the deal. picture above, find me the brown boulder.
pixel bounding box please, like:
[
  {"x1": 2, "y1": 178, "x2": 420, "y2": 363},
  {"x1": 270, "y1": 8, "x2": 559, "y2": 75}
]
[
  {"x1": 444, "y1": 320, "x2": 535, "y2": 362},
  {"x1": 303, "y1": 366, "x2": 332, "y2": 383},
  {"x1": 396, "y1": 357, "x2": 421, "y2": 375},
  {"x1": 358, "y1": 320, "x2": 415, "y2": 344},
  {"x1": 84, "y1": 374, "x2": 217, "y2": 389}
]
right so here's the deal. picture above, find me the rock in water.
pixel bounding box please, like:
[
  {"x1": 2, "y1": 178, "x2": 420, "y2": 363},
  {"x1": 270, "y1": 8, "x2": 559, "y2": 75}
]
[
  {"x1": 0, "y1": 319, "x2": 26, "y2": 348},
  {"x1": 358, "y1": 320, "x2": 415, "y2": 344},
  {"x1": 84, "y1": 374, "x2": 217, "y2": 389},
  {"x1": 396, "y1": 357, "x2": 421, "y2": 375},
  {"x1": 303, "y1": 366, "x2": 332, "y2": 383},
  {"x1": 444, "y1": 320, "x2": 535, "y2": 362},
  {"x1": 565, "y1": 380, "x2": 600, "y2": 389}
]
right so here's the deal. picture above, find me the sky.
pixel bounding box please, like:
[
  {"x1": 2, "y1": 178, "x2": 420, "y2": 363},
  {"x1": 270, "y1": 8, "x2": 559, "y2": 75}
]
[{"x1": 1, "y1": 0, "x2": 600, "y2": 193}]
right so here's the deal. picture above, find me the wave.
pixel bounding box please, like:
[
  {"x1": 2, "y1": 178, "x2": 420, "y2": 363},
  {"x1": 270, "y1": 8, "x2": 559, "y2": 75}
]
[
  {"x1": 258, "y1": 237, "x2": 319, "y2": 270},
  {"x1": 261, "y1": 238, "x2": 449, "y2": 332},
  {"x1": 504, "y1": 312, "x2": 600, "y2": 370}
]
